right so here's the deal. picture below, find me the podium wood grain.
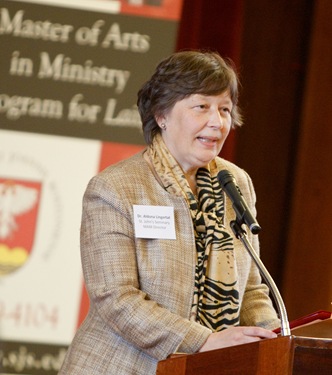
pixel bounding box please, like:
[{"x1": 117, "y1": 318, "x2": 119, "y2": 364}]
[
  {"x1": 157, "y1": 336, "x2": 295, "y2": 374},
  {"x1": 157, "y1": 320, "x2": 332, "y2": 374}
]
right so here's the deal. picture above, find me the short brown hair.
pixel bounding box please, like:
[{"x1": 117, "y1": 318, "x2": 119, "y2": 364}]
[{"x1": 137, "y1": 50, "x2": 243, "y2": 145}]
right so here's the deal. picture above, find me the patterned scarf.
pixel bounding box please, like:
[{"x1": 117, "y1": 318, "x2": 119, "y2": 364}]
[{"x1": 147, "y1": 134, "x2": 240, "y2": 331}]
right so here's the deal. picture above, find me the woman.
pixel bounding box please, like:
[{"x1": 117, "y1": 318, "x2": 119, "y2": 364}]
[{"x1": 59, "y1": 50, "x2": 279, "y2": 375}]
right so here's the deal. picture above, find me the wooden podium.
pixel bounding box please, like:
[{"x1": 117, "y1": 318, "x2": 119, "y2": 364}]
[{"x1": 156, "y1": 319, "x2": 332, "y2": 374}]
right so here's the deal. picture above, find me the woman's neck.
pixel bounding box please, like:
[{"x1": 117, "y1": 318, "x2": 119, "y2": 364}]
[{"x1": 184, "y1": 170, "x2": 198, "y2": 196}]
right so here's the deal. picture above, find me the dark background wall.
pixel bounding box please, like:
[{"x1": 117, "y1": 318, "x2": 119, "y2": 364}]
[{"x1": 176, "y1": 0, "x2": 332, "y2": 320}]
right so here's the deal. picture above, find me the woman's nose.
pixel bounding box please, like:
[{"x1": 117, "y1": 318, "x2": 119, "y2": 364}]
[{"x1": 208, "y1": 109, "x2": 223, "y2": 128}]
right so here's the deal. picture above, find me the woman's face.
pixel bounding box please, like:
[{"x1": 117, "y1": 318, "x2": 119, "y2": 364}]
[{"x1": 159, "y1": 91, "x2": 233, "y2": 174}]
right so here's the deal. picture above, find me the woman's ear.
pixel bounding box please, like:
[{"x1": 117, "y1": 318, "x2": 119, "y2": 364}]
[{"x1": 155, "y1": 115, "x2": 166, "y2": 129}]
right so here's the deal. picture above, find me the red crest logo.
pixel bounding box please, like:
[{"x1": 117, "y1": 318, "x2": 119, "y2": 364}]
[{"x1": 0, "y1": 178, "x2": 42, "y2": 275}]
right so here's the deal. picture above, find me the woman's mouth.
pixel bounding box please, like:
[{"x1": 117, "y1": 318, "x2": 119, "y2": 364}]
[{"x1": 197, "y1": 136, "x2": 218, "y2": 145}]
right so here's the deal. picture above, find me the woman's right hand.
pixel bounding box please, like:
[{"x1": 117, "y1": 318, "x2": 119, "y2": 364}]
[{"x1": 198, "y1": 326, "x2": 277, "y2": 352}]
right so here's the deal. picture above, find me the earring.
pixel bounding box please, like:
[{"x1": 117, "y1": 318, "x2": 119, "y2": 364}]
[{"x1": 160, "y1": 123, "x2": 166, "y2": 130}]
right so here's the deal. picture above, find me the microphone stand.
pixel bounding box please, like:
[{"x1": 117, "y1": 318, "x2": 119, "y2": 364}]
[{"x1": 230, "y1": 219, "x2": 291, "y2": 336}]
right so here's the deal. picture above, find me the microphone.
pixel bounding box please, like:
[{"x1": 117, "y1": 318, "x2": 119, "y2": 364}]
[{"x1": 217, "y1": 170, "x2": 261, "y2": 235}]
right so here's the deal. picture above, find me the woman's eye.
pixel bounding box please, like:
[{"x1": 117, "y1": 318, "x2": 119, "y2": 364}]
[{"x1": 221, "y1": 107, "x2": 231, "y2": 113}]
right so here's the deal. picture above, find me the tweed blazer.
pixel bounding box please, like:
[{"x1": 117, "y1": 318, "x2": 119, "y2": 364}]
[{"x1": 59, "y1": 151, "x2": 279, "y2": 375}]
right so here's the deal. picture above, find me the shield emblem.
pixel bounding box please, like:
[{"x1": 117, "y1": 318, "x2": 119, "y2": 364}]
[{"x1": 0, "y1": 178, "x2": 42, "y2": 276}]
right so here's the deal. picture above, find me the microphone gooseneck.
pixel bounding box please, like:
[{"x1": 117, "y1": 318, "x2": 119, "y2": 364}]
[{"x1": 218, "y1": 169, "x2": 291, "y2": 336}]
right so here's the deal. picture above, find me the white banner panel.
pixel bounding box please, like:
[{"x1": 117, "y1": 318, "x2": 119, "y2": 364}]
[{"x1": 0, "y1": 129, "x2": 101, "y2": 344}]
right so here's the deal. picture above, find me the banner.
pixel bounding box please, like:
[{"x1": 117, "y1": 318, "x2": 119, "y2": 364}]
[
  {"x1": 0, "y1": 0, "x2": 183, "y2": 373},
  {"x1": 0, "y1": 0, "x2": 181, "y2": 142}
]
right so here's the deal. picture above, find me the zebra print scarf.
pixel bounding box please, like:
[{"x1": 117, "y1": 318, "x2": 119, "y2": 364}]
[{"x1": 148, "y1": 134, "x2": 240, "y2": 331}]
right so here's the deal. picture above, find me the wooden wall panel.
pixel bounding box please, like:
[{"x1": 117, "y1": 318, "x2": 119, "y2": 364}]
[
  {"x1": 282, "y1": 0, "x2": 332, "y2": 319},
  {"x1": 235, "y1": 0, "x2": 314, "y2": 288}
]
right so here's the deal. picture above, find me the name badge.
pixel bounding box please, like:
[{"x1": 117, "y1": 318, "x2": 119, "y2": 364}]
[{"x1": 133, "y1": 205, "x2": 176, "y2": 239}]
